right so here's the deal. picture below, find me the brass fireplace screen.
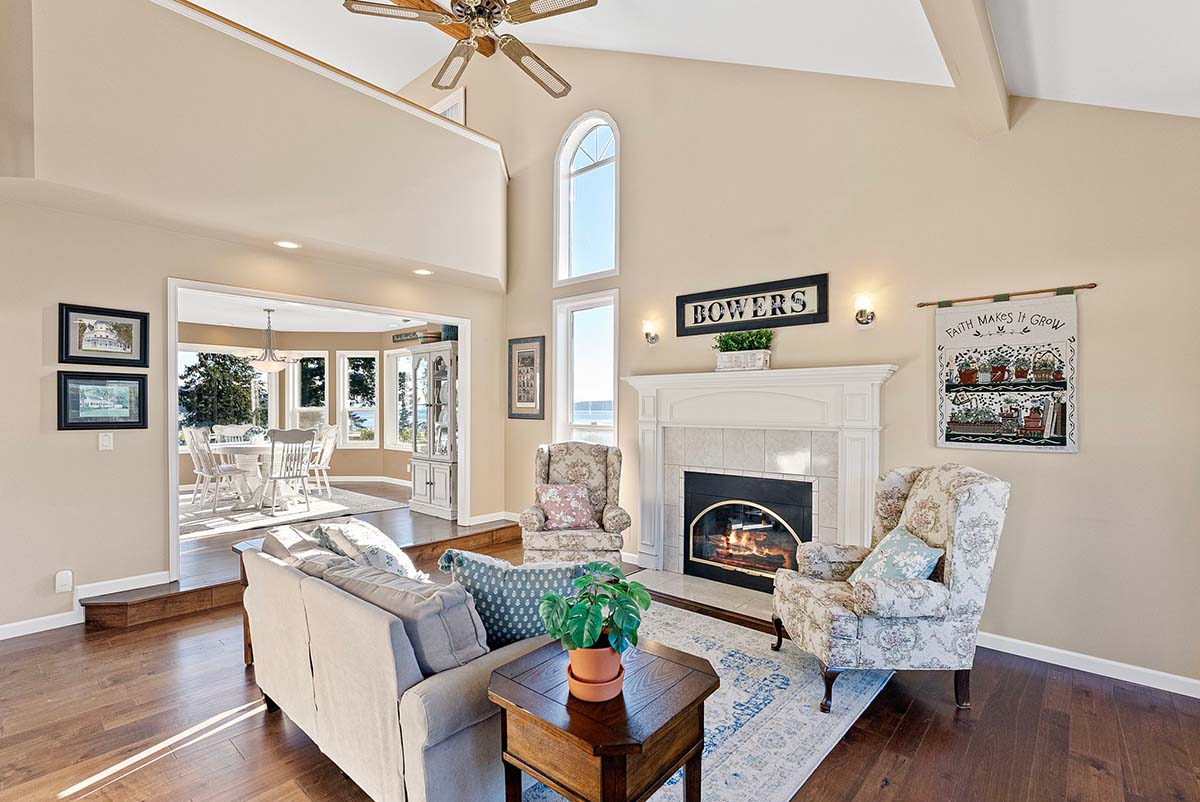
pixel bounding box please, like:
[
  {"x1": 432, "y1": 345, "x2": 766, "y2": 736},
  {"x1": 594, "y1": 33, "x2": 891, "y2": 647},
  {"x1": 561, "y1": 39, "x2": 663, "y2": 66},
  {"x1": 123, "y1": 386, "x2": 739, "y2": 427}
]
[{"x1": 688, "y1": 499, "x2": 801, "y2": 579}]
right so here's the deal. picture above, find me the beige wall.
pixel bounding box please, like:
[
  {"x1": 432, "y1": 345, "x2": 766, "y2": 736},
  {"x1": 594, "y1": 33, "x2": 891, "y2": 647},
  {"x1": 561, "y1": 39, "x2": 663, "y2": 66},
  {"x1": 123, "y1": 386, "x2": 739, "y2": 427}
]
[
  {"x1": 175, "y1": 322, "x2": 438, "y2": 485},
  {"x1": 0, "y1": 196, "x2": 506, "y2": 627},
  {"x1": 405, "y1": 48, "x2": 1200, "y2": 679},
  {"x1": 23, "y1": 0, "x2": 507, "y2": 287}
]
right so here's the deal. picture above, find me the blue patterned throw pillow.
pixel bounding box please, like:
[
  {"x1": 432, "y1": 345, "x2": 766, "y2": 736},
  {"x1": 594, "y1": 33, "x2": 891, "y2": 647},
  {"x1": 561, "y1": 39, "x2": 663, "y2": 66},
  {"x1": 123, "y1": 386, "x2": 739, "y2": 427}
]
[
  {"x1": 847, "y1": 527, "x2": 944, "y2": 586},
  {"x1": 437, "y1": 549, "x2": 584, "y2": 647}
]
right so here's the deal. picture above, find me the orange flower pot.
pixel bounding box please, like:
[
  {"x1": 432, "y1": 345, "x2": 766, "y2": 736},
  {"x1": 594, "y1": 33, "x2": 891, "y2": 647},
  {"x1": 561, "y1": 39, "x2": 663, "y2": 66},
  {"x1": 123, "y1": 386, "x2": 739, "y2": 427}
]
[
  {"x1": 567, "y1": 645, "x2": 622, "y2": 684},
  {"x1": 567, "y1": 664, "x2": 625, "y2": 703}
]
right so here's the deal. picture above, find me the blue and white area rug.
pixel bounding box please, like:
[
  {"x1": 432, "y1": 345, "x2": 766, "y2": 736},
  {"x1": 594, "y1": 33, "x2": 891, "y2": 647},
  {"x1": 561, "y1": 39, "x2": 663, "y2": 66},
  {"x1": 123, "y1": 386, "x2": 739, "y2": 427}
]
[{"x1": 524, "y1": 603, "x2": 891, "y2": 802}]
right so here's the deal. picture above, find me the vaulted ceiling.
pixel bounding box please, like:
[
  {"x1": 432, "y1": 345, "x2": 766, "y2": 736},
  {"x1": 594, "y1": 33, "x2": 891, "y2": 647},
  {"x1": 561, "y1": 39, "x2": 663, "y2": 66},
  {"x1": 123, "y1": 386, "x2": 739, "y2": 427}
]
[{"x1": 182, "y1": 0, "x2": 1200, "y2": 120}]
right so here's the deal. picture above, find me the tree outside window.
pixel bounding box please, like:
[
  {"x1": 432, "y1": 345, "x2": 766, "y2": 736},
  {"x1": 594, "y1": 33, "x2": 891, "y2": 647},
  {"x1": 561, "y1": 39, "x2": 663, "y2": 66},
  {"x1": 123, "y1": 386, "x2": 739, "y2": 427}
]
[{"x1": 178, "y1": 352, "x2": 268, "y2": 443}]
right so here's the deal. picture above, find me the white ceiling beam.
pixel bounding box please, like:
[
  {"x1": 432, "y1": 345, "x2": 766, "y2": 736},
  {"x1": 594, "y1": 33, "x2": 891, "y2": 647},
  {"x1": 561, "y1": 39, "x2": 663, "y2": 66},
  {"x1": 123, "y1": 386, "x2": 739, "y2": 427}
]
[{"x1": 920, "y1": 0, "x2": 1010, "y2": 137}]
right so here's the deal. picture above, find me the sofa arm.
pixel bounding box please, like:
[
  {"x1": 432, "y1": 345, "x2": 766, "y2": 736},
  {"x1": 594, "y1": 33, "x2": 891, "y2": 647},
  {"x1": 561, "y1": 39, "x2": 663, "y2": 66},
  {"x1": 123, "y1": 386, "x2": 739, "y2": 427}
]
[
  {"x1": 399, "y1": 636, "x2": 552, "y2": 750},
  {"x1": 852, "y1": 577, "x2": 950, "y2": 619},
  {"x1": 795, "y1": 543, "x2": 871, "y2": 581},
  {"x1": 519, "y1": 504, "x2": 546, "y2": 532},
  {"x1": 601, "y1": 504, "x2": 631, "y2": 534}
]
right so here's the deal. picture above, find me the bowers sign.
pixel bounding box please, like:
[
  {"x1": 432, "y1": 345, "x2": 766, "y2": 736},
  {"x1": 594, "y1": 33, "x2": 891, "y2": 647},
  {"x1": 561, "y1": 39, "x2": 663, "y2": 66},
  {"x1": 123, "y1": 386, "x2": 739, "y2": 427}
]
[{"x1": 675, "y1": 273, "x2": 829, "y2": 337}]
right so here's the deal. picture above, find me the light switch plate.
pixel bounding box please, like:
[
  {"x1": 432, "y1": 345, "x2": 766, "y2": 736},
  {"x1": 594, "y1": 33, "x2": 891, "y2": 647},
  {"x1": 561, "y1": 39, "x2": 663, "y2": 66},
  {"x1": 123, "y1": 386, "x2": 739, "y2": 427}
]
[
  {"x1": 98, "y1": 432, "x2": 114, "y2": 451},
  {"x1": 55, "y1": 569, "x2": 73, "y2": 594}
]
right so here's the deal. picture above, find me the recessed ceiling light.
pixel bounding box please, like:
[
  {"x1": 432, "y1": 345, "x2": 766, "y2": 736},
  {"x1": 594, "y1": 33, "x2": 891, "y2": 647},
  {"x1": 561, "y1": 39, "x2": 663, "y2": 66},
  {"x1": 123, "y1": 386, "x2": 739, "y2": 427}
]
[
  {"x1": 413, "y1": 269, "x2": 433, "y2": 276},
  {"x1": 274, "y1": 240, "x2": 302, "y2": 250}
]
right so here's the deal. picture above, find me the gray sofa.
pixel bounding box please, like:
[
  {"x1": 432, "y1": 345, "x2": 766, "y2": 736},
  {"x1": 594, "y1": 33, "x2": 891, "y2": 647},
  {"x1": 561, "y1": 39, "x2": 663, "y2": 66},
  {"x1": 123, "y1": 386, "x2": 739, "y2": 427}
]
[{"x1": 242, "y1": 536, "x2": 549, "y2": 802}]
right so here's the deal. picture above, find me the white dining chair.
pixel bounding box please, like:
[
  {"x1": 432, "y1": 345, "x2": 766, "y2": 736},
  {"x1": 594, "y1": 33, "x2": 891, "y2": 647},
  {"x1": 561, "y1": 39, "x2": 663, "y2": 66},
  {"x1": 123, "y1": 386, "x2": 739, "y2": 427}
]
[
  {"x1": 308, "y1": 426, "x2": 339, "y2": 498},
  {"x1": 261, "y1": 429, "x2": 316, "y2": 515},
  {"x1": 185, "y1": 426, "x2": 251, "y2": 512},
  {"x1": 212, "y1": 424, "x2": 256, "y2": 466}
]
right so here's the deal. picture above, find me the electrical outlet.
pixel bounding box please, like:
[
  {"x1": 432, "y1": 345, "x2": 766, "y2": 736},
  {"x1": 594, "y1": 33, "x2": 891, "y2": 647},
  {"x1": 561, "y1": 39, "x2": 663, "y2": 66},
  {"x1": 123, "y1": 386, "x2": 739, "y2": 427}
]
[
  {"x1": 407, "y1": 463, "x2": 411, "y2": 475},
  {"x1": 54, "y1": 569, "x2": 73, "y2": 594},
  {"x1": 98, "y1": 432, "x2": 114, "y2": 451}
]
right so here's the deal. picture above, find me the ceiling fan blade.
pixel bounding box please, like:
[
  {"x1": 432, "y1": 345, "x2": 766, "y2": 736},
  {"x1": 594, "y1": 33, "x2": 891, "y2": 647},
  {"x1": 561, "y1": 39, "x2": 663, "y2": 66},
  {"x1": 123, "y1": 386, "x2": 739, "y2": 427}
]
[
  {"x1": 432, "y1": 38, "x2": 478, "y2": 91},
  {"x1": 343, "y1": 0, "x2": 454, "y2": 24},
  {"x1": 497, "y1": 34, "x2": 571, "y2": 98},
  {"x1": 503, "y1": 0, "x2": 597, "y2": 24}
]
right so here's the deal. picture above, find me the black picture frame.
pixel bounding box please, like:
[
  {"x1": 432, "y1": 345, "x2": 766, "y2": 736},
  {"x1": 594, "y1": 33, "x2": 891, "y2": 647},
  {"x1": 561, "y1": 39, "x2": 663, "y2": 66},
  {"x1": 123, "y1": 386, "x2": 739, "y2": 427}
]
[
  {"x1": 507, "y1": 336, "x2": 545, "y2": 420},
  {"x1": 59, "y1": 303, "x2": 150, "y2": 368},
  {"x1": 675, "y1": 273, "x2": 830, "y2": 337},
  {"x1": 57, "y1": 371, "x2": 148, "y2": 430}
]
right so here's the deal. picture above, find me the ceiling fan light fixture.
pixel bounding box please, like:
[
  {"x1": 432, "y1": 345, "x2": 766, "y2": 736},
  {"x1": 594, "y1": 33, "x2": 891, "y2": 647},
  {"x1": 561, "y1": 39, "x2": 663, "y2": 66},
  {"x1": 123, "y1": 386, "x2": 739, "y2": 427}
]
[
  {"x1": 433, "y1": 38, "x2": 477, "y2": 90},
  {"x1": 343, "y1": 0, "x2": 453, "y2": 24}
]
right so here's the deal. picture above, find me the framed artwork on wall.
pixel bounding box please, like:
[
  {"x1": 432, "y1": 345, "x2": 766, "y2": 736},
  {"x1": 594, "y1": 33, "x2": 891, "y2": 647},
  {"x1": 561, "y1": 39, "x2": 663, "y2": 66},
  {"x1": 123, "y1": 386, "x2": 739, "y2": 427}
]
[
  {"x1": 59, "y1": 303, "x2": 149, "y2": 368},
  {"x1": 57, "y1": 371, "x2": 148, "y2": 430},
  {"x1": 508, "y1": 336, "x2": 545, "y2": 420}
]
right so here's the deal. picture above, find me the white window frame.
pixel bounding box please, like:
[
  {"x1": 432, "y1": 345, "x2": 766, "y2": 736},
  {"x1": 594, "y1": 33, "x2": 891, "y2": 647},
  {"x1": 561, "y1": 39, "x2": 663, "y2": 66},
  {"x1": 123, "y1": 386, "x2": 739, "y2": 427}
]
[
  {"x1": 553, "y1": 289, "x2": 619, "y2": 445},
  {"x1": 176, "y1": 342, "x2": 279, "y2": 454},
  {"x1": 554, "y1": 110, "x2": 620, "y2": 288},
  {"x1": 337, "y1": 350, "x2": 380, "y2": 449},
  {"x1": 285, "y1": 350, "x2": 330, "y2": 430},
  {"x1": 383, "y1": 347, "x2": 415, "y2": 452},
  {"x1": 430, "y1": 87, "x2": 466, "y2": 125}
]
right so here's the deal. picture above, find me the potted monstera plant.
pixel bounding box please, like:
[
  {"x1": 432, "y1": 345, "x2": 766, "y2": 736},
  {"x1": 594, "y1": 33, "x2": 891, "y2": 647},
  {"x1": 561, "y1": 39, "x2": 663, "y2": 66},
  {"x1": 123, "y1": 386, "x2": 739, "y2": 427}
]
[{"x1": 539, "y1": 562, "x2": 652, "y2": 702}]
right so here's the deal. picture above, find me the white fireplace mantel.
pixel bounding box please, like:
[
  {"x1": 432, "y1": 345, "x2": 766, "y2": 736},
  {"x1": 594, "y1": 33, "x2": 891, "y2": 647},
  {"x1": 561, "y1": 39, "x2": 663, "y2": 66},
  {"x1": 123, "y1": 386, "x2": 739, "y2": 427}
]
[{"x1": 621, "y1": 365, "x2": 898, "y2": 569}]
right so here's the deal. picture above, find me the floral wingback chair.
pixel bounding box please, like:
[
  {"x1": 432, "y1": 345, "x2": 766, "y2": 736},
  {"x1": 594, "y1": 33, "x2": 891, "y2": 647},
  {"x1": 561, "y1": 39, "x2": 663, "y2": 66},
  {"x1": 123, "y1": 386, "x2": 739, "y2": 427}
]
[
  {"x1": 771, "y1": 464, "x2": 1010, "y2": 713},
  {"x1": 520, "y1": 442, "x2": 631, "y2": 565}
]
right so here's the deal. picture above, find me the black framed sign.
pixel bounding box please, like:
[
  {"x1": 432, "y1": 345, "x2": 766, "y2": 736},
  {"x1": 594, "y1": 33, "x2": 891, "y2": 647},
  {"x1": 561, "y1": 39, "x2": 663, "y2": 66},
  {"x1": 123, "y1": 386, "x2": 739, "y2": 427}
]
[
  {"x1": 507, "y1": 336, "x2": 545, "y2": 420},
  {"x1": 58, "y1": 371, "x2": 148, "y2": 430},
  {"x1": 59, "y1": 303, "x2": 149, "y2": 367},
  {"x1": 675, "y1": 273, "x2": 829, "y2": 337}
]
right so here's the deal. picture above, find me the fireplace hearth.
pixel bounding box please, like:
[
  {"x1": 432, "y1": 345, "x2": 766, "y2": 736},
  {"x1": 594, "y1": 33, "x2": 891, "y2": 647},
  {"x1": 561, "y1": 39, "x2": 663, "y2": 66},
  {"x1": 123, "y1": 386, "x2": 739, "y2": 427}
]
[{"x1": 684, "y1": 472, "x2": 812, "y2": 592}]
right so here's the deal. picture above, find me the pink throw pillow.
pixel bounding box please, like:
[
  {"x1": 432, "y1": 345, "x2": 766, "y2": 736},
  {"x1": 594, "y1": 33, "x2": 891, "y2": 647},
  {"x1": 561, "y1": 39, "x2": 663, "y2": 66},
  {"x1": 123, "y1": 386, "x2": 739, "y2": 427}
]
[{"x1": 537, "y1": 484, "x2": 594, "y2": 531}]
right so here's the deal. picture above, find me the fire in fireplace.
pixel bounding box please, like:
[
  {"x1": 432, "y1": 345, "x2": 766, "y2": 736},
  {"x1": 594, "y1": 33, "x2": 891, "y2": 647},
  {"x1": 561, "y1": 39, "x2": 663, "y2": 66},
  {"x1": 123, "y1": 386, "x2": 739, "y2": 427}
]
[{"x1": 684, "y1": 472, "x2": 812, "y2": 593}]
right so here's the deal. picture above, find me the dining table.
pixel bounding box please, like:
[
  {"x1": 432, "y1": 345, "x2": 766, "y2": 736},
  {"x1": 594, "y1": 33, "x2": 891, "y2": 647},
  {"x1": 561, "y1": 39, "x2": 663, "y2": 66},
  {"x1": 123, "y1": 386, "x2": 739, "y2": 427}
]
[{"x1": 209, "y1": 440, "x2": 314, "y2": 511}]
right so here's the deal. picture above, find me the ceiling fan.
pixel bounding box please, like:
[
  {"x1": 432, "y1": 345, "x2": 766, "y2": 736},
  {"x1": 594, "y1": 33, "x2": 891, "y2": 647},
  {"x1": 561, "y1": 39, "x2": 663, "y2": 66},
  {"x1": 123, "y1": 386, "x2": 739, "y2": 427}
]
[{"x1": 342, "y1": 0, "x2": 597, "y2": 98}]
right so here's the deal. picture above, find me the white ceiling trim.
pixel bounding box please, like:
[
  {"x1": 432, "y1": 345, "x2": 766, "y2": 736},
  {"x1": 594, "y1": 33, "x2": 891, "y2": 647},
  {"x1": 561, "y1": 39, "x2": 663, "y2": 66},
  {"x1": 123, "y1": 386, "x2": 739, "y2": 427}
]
[{"x1": 178, "y1": 289, "x2": 427, "y2": 332}]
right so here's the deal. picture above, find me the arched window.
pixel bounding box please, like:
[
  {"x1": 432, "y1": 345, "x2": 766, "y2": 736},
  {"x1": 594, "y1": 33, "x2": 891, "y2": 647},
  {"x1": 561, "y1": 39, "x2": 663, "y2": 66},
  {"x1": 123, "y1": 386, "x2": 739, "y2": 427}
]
[{"x1": 555, "y1": 111, "x2": 619, "y2": 286}]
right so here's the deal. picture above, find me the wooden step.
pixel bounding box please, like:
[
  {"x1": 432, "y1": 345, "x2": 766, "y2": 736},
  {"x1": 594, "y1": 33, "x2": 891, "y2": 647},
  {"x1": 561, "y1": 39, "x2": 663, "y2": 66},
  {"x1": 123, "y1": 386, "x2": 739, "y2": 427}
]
[{"x1": 80, "y1": 579, "x2": 243, "y2": 630}]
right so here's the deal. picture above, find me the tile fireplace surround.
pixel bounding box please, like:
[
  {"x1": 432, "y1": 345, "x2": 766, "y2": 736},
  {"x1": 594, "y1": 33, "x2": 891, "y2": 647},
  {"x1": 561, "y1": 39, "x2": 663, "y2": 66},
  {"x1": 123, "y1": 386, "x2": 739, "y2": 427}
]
[{"x1": 623, "y1": 365, "x2": 898, "y2": 574}]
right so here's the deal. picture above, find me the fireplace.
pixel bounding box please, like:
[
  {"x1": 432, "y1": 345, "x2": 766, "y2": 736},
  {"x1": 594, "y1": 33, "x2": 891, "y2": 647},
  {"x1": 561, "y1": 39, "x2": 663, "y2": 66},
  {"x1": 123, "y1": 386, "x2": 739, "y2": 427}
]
[{"x1": 684, "y1": 471, "x2": 812, "y2": 592}]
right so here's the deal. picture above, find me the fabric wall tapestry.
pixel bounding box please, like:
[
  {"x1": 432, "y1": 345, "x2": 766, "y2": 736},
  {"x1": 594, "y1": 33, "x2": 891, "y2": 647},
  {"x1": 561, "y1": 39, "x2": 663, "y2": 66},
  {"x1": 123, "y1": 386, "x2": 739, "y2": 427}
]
[{"x1": 936, "y1": 294, "x2": 1077, "y2": 453}]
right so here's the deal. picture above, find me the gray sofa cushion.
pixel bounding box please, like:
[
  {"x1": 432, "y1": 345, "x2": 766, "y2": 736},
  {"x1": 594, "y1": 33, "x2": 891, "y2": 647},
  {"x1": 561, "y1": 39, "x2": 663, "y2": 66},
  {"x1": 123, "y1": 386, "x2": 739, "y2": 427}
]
[
  {"x1": 286, "y1": 548, "x2": 357, "y2": 578},
  {"x1": 323, "y1": 564, "x2": 489, "y2": 676},
  {"x1": 261, "y1": 525, "x2": 323, "y2": 559}
]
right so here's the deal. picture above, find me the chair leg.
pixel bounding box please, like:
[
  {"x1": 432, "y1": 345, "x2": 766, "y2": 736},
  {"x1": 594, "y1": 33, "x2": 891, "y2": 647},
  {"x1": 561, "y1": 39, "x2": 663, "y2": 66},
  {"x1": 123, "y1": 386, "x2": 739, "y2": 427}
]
[
  {"x1": 770, "y1": 614, "x2": 785, "y2": 651},
  {"x1": 301, "y1": 477, "x2": 312, "y2": 512},
  {"x1": 262, "y1": 693, "x2": 280, "y2": 713},
  {"x1": 955, "y1": 669, "x2": 971, "y2": 709},
  {"x1": 819, "y1": 664, "x2": 842, "y2": 714},
  {"x1": 212, "y1": 476, "x2": 222, "y2": 513}
]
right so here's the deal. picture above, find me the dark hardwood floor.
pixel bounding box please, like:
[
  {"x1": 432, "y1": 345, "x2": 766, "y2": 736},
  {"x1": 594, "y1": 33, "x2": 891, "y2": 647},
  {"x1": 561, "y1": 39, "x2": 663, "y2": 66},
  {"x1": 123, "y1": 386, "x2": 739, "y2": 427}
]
[{"x1": 3, "y1": 542, "x2": 1197, "y2": 802}]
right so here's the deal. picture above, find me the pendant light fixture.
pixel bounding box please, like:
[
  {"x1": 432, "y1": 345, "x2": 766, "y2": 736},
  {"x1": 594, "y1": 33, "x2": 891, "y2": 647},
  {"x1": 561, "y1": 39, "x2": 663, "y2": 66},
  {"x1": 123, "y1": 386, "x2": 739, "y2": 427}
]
[{"x1": 248, "y1": 309, "x2": 294, "y2": 374}]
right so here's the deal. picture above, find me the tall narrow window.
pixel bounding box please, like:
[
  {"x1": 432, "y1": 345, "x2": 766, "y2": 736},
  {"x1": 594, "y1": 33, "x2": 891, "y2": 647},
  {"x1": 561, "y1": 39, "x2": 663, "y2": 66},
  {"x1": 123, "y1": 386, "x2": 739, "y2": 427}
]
[
  {"x1": 384, "y1": 348, "x2": 414, "y2": 450},
  {"x1": 554, "y1": 290, "x2": 618, "y2": 445},
  {"x1": 337, "y1": 351, "x2": 379, "y2": 447},
  {"x1": 285, "y1": 351, "x2": 329, "y2": 429},
  {"x1": 555, "y1": 112, "x2": 619, "y2": 287}
]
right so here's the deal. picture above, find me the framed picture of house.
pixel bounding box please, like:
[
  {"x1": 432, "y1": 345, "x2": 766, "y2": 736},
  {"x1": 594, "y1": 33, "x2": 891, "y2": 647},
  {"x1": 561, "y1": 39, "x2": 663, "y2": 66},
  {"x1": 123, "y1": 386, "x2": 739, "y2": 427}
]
[
  {"x1": 57, "y1": 371, "x2": 148, "y2": 430},
  {"x1": 59, "y1": 303, "x2": 149, "y2": 368},
  {"x1": 508, "y1": 336, "x2": 545, "y2": 420}
]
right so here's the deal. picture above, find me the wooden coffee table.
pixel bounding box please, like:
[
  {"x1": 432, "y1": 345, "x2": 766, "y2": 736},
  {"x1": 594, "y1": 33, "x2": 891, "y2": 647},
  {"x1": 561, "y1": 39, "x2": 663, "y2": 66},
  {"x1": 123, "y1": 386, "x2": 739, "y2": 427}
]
[{"x1": 488, "y1": 640, "x2": 719, "y2": 802}]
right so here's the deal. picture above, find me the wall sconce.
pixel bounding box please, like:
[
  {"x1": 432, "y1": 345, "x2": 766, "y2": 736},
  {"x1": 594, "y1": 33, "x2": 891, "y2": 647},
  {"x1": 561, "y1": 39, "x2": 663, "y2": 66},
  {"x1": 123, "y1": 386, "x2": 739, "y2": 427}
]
[
  {"x1": 854, "y1": 295, "x2": 876, "y2": 328},
  {"x1": 642, "y1": 320, "x2": 659, "y2": 346}
]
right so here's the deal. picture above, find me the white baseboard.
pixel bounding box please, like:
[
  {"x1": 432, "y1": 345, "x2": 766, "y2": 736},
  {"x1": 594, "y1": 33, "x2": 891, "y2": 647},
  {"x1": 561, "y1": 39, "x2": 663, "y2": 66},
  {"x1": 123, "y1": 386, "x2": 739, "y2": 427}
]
[
  {"x1": 977, "y1": 631, "x2": 1200, "y2": 699},
  {"x1": 467, "y1": 511, "x2": 520, "y2": 526},
  {"x1": 0, "y1": 570, "x2": 172, "y2": 642},
  {"x1": 332, "y1": 475, "x2": 412, "y2": 488},
  {"x1": 0, "y1": 610, "x2": 84, "y2": 641},
  {"x1": 623, "y1": 552, "x2": 658, "y2": 569}
]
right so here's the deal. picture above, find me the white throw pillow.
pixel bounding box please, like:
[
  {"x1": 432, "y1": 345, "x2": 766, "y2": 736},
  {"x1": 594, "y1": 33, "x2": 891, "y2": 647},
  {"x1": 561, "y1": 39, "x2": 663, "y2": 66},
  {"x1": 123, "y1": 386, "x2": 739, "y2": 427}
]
[
  {"x1": 312, "y1": 518, "x2": 428, "y2": 581},
  {"x1": 261, "y1": 525, "x2": 322, "y2": 559}
]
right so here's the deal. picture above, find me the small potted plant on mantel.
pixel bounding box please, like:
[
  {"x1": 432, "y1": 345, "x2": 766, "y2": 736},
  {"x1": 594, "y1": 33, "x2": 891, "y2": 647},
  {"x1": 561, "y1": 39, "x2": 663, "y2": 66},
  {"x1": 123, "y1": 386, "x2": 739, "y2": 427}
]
[
  {"x1": 713, "y1": 329, "x2": 774, "y2": 372},
  {"x1": 538, "y1": 562, "x2": 652, "y2": 702}
]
